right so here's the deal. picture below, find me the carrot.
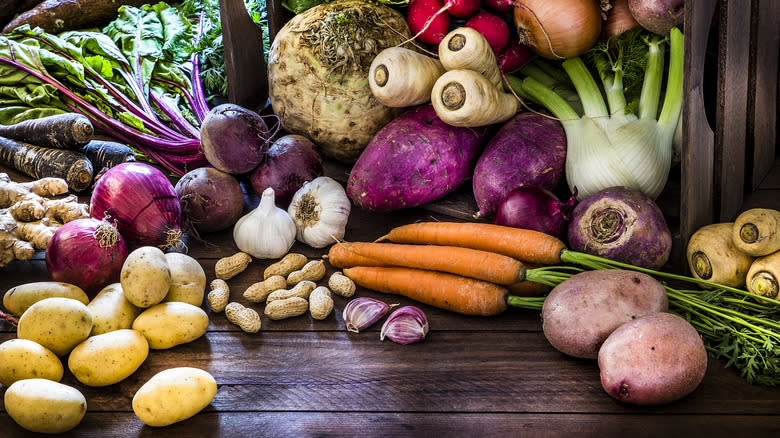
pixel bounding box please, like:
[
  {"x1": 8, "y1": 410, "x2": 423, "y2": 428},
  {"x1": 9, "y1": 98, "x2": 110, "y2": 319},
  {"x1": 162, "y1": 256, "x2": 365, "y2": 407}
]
[
  {"x1": 381, "y1": 221, "x2": 567, "y2": 266},
  {"x1": 369, "y1": 47, "x2": 445, "y2": 108},
  {"x1": 80, "y1": 140, "x2": 137, "y2": 172},
  {"x1": 328, "y1": 241, "x2": 527, "y2": 285},
  {"x1": 732, "y1": 208, "x2": 780, "y2": 257},
  {"x1": 343, "y1": 266, "x2": 511, "y2": 316},
  {"x1": 430, "y1": 69, "x2": 519, "y2": 127},
  {"x1": 507, "y1": 280, "x2": 550, "y2": 297},
  {"x1": 0, "y1": 136, "x2": 93, "y2": 192},
  {"x1": 746, "y1": 251, "x2": 780, "y2": 302},
  {"x1": 0, "y1": 114, "x2": 93, "y2": 150},
  {"x1": 3, "y1": 0, "x2": 150, "y2": 34},
  {"x1": 438, "y1": 27, "x2": 503, "y2": 88}
]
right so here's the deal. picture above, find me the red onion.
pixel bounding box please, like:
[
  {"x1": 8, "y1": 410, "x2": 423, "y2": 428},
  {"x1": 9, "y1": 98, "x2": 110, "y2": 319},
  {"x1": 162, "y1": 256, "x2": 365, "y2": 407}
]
[
  {"x1": 493, "y1": 186, "x2": 577, "y2": 240},
  {"x1": 90, "y1": 162, "x2": 183, "y2": 249},
  {"x1": 45, "y1": 218, "x2": 128, "y2": 297},
  {"x1": 249, "y1": 134, "x2": 324, "y2": 208},
  {"x1": 175, "y1": 167, "x2": 245, "y2": 233}
]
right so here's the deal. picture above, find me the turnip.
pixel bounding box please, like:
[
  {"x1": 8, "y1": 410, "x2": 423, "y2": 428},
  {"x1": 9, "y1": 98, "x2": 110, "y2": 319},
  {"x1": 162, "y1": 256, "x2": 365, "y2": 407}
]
[
  {"x1": 346, "y1": 104, "x2": 485, "y2": 211},
  {"x1": 628, "y1": 0, "x2": 684, "y2": 35},
  {"x1": 472, "y1": 112, "x2": 567, "y2": 218},
  {"x1": 267, "y1": 0, "x2": 411, "y2": 163},
  {"x1": 567, "y1": 186, "x2": 672, "y2": 270}
]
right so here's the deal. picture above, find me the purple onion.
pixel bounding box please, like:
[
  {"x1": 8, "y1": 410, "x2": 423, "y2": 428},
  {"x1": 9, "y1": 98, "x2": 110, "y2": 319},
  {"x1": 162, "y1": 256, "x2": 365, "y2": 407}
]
[
  {"x1": 250, "y1": 135, "x2": 324, "y2": 208},
  {"x1": 45, "y1": 218, "x2": 128, "y2": 297},
  {"x1": 90, "y1": 162, "x2": 183, "y2": 249},
  {"x1": 494, "y1": 186, "x2": 577, "y2": 240},
  {"x1": 175, "y1": 167, "x2": 245, "y2": 233}
]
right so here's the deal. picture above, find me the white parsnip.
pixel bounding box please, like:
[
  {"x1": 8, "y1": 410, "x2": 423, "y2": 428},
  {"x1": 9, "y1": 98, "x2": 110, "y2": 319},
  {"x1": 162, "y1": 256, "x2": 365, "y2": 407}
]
[
  {"x1": 438, "y1": 27, "x2": 502, "y2": 88},
  {"x1": 431, "y1": 69, "x2": 518, "y2": 127},
  {"x1": 369, "y1": 47, "x2": 445, "y2": 108}
]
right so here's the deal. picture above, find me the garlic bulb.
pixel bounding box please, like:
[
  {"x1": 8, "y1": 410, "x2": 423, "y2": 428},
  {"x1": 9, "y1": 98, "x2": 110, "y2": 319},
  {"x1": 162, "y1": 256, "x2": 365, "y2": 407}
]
[
  {"x1": 288, "y1": 176, "x2": 351, "y2": 248},
  {"x1": 233, "y1": 187, "x2": 296, "y2": 258}
]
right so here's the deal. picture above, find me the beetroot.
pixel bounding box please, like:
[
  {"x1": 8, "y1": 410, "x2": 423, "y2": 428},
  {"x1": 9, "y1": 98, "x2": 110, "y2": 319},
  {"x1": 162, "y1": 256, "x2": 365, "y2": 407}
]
[
  {"x1": 199, "y1": 104, "x2": 275, "y2": 174},
  {"x1": 250, "y1": 134, "x2": 324, "y2": 208},
  {"x1": 175, "y1": 167, "x2": 245, "y2": 233},
  {"x1": 567, "y1": 186, "x2": 672, "y2": 270},
  {"x1": 628, "y1": 0, "x2": 684, "y2": 35},
  {"x1": 347, "y1": 104, "x2": 486, "y2": 211},
  {"x1": 472, "y1": 112, "x2": 566, "y2": 218}
]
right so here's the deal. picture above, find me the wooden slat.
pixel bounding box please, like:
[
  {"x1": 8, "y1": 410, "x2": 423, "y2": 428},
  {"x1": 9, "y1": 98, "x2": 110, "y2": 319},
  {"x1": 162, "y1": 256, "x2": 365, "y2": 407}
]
[
  {"x1": 680, "y1": 0, "x2": 718, "y2": 268},
  {"x1": 218, "y1": 0, "x2": 268, "y2": 112},
  {"x1": 747, "y1": 0, "x2": 780, "y2": 191},
  {"x1": 715, "y1": 0, "x2": 752, "y2": 221}
]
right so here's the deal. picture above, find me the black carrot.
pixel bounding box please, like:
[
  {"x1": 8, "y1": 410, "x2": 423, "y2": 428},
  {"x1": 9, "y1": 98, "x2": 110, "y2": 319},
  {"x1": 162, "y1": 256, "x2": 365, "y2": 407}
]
[
  {"x1": 0, "y1": 136, "x2": 94, "y2": 192},
  {"x1": 80, "y1": 140, "x2": 137, "y2": 172},
  {"x1": 0, "y1": 113, "x2": 94, "y2": 150}
]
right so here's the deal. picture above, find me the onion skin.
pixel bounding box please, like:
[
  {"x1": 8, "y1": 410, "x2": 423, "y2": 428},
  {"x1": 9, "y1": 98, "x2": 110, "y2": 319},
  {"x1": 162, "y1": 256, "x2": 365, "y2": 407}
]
[
  {"x1": 567, "y1": 186, "x2": 672, "y2": 270},
  {"x1": 200, "y1": 104, "x2": 274, "y2": 175},
  {"x1": 89, "y1": 162, "x2": 182, "y2": 249},
  {"x1": 250, "y1": 135, "x2": 324, "y2": 208},
  {"x1": 494, "y1": 186, "x2": 576, "y2": 241},
  {"x1": 603, "y1": 0, "x2": 642, "y2": 40},
  {"x1": 513, "y1": 0, "x2": 602, "y2": 59},
  {"x1": 628, "y1": 0, "x2": 684, "y2": 35},
  {"x1": 45, "y1": 218, "x2": 128, "y2": 297},
  {"x1": 175, "y1": 167, "x2": 245, "y2": 234}
]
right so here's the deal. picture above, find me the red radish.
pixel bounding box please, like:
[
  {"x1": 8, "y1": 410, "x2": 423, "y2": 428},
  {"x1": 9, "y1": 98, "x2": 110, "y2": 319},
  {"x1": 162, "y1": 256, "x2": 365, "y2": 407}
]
[
  {"x1": 498, "y1": 35, "x2": 532, "y2": 73},
  {"x1": 465, "y1": 11, "x2": 510, "y2": 54},
  {"x1": 484, "y1": 0, "x2": 513, "y2": 14},
  {"x1": 445, "y1": 0, "x2": 482, "y2": 18},
  {"x1": 407, "y1": 0, "x2": 451, "y2": 45}
]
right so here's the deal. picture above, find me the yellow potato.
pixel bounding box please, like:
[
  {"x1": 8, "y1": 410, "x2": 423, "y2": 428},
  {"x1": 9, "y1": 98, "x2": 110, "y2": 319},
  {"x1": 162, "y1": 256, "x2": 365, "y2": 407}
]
[
  {"x1": 120, "y1": 246, "x2": 171, "y2": 308},
  {"x1": 2, "y1": 281, "x2": 88, "y2": 317},
  {"x1": 132, "y1": 367, "x2": 217, "y2": 427},
  {"x1": 16, "y1": 297, "x2": 93, "y2": 356},
  {"x1": 0, "y1": 339, "x2": 64, "y2": 386},
  {"x1": 87, "y1": 283, "x2": 140, "y2": 336},
  {"x1": 68, "y1": 329, "x2": 149, "y2": 387},
  {"x1": 132, "y1": 302, "x2": 209, "y2": 349},
  {"x1": 4, "y1": 378, "x2": 87, "y2": 434},
  {"x1": 164, "y1": 252, "x2": 207, "y2": 306}
]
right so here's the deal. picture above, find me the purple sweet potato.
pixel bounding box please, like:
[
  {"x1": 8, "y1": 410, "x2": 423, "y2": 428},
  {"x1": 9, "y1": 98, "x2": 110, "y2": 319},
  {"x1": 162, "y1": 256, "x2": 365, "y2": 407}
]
[
  {"x1": 472, "y1": 112, "x2": 566, "y2": 218},
  {"x1": 346, "y1": 104, "x2": 486, "y2": 211}
]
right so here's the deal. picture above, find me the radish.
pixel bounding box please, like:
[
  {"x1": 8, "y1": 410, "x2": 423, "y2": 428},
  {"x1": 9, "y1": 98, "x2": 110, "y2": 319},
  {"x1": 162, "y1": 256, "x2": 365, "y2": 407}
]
[
  {"x1": 445, "y1": 0, "x2": 482, "y2": 18},
  {"x1": 465, "y1": 11, "x2": 510, "y2": 55},
  {"x1": 484, "y1": 0, "x2": 513, "y2": 14},
  {"x1": 498, "y1": 35, "x2": 532, "y2": 73},
  {"x1": 407, "y1": 0, "x2": 451, "y2": 45}
]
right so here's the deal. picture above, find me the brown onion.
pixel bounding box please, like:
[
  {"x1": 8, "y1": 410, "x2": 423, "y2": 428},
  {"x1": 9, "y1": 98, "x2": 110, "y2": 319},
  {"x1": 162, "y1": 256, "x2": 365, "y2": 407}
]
[
  {"x1": 603, "y1": 0, "x2": 642, "y2": 40},
  {"x1": 513, "y1": 0, "x2": 602, "y2": 60}
]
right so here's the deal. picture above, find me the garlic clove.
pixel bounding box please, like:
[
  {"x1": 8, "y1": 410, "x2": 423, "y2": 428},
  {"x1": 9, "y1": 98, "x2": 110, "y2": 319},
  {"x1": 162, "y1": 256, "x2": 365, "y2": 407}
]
[
  {"x1": 380, "y1": 306, "x2": 429, "y2": 345},
  {"x1": 342, "y1": 297, "x2": 396, "y2": 333}
]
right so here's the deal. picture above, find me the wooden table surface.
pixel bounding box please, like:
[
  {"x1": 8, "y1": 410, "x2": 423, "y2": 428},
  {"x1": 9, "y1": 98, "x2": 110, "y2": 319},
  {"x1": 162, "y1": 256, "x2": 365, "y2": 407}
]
[{"x1": 1, "y1": 163, "x2": 779, "y2": 437}]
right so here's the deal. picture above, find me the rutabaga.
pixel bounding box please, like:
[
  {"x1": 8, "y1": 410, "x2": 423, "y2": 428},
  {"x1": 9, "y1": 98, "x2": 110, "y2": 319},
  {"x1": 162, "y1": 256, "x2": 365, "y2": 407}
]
[{"x1": 517, "y1": 27, "x2": 684, "y2": 200}]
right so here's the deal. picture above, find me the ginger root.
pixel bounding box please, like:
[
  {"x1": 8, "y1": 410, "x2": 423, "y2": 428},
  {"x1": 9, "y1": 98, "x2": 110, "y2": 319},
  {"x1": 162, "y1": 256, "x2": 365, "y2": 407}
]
[{"x1": 0, "y1": 173, "x2": 89, "y2": 267}]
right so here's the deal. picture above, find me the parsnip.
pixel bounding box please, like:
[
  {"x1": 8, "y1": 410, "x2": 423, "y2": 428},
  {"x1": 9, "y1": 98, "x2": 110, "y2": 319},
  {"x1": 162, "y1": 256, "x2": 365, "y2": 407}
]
[
  {"x1": 438, "y1": 27, "x2": 502, "y2": 88},
  {"x1": 431, "y1": 69, "x2": 518, "y2": 127},
  {"x1": 732, "y1": 208, "x2": 780, "y2": 257},
  {"x1": 746, "y1": 251, "x2": 780, "y2": 301},
  {"x1": 369, "y1": 47, "x2": 445, "y2": 107},
  {"x1": 686, "y1": 222, "x2": 754, "y2": 288}
]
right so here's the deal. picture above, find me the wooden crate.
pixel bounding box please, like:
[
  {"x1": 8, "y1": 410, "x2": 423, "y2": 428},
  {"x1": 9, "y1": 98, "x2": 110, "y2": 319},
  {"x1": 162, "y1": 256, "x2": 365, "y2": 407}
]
[{"x1": 219, "y1": 0, "x2": 779, "y2": 266}]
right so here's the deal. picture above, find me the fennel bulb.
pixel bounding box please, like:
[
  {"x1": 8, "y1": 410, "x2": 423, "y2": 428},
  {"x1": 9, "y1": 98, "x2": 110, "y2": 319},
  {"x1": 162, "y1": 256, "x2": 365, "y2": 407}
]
[{"x1": 519, "y1": 28, "x2": 684, "y2": 200}]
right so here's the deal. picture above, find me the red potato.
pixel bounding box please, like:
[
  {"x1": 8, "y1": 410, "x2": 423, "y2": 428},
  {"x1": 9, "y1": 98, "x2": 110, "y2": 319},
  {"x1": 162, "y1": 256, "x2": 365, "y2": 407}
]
[
  {"x1": 465, "y1": 11, "x2": 511, "y2": 54},
  {"x1": 407, "y1": 0, "x2": 451, "y2": 45},
  {"x1": 541, "y1": 270, "x2": 668, "y2": 359},
  {"x1": 598, "y1": 312, "x2": 708, "y2": 405}
]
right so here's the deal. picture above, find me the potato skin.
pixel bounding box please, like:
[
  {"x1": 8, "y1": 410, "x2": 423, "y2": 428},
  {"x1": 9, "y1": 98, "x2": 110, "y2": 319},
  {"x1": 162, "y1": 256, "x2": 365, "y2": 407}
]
[
  {"x1": 68, "y1": 329, "x2": 149, "y2": 387},
  {"x1": 163, "y1": 252, "x2": 206, "y2": 306},
  {"x1": 88, "y1": 283, "x2": 141, "y2": 336},
  {"x1": 132, "y1": 367, "x2": 217, "y2": 427},
  {"x1": 541, "y1": 270, "x2": 668, "y2": 359},
  {"x1": 120, "y1": 246, "x2": 171, "y2": 308},
  {"x1": 0, "y1": 339, "x2": 64, "y2": 386},
  {"x1": 2, "y1": 281, "x2": 88, "y2": 317},
  {"x1": 598, "y1": 312, "x2": 708, "y2": 405},
  {"x1": 132, "y1": 302, "x2": 209, "y2": 349},
  {"x1": 4, "y1": 378, "x2": 87, "y2": 434},
  {"x1": 16, "y1": 297, "x2": 93, "y2": 356}
]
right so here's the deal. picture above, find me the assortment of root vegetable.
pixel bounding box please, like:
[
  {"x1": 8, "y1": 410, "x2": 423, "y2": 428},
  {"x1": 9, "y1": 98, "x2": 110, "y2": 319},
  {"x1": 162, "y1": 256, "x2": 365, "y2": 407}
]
[{"x1": 0, "y1": 0, "x2": 778, "y2": 433}]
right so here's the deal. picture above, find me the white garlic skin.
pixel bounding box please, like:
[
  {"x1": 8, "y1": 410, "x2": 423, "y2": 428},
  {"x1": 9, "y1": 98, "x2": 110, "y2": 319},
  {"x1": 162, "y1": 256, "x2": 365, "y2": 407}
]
[
  {"x1": 233, "y1": 187, "x2": 296, "y2": 258},
  {"x1": 288, "y1": 176, "x2": 351, "y2": 248}
]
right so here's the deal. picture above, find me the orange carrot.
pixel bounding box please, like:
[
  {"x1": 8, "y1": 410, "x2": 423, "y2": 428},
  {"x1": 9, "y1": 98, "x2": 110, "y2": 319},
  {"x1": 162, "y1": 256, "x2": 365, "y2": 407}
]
[
  {"x1": 328, "y1": 241, "x2": 526, "y2": 285},
  {"x1": 507, "y1": 280, "x2": 551, "y2": 297},
  {"x1": 342, "y1": 266, "x2": 509, "y2": 316},
  {"x1": 381, "y1": 222, "x2": 566, "y2": 265}
]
